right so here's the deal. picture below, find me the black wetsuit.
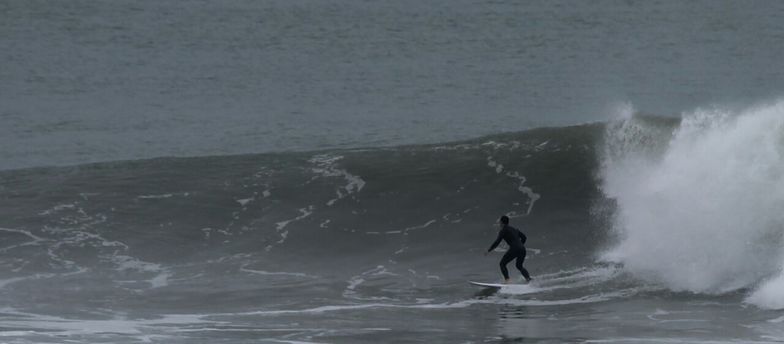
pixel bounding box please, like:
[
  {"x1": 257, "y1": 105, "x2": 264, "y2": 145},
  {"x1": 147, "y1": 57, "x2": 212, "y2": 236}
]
[{"x1": 487, "y1": 225, "x2": 531, "y2": 281}]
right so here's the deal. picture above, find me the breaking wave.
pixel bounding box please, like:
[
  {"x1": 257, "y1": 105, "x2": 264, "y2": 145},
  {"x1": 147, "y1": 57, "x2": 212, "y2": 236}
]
[{"x1": 600, "y1": 101, "x2": 784, "y2": 309}]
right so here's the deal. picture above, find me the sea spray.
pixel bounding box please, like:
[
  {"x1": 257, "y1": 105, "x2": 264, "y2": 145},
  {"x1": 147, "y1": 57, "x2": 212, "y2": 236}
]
[{"x1": 601, "y1": 103, "x2": 784, "y2": 304}]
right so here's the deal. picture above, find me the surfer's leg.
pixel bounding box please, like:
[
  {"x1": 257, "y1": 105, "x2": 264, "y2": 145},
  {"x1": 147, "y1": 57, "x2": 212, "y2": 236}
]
[
  {"x1": 515, "y1": 251, "x2": 531, "y2": 281},
  {"x1": 499, "y1": 252, "x2": 514, "y2": 281}
]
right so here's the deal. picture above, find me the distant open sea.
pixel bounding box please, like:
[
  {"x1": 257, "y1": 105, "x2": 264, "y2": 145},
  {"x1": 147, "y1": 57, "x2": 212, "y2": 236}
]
[{"x1": 3, "y1": 0, "x2": 784, "y2": 170}]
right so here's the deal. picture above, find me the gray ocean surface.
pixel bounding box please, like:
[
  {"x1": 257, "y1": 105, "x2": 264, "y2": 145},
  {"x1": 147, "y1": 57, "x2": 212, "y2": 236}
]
[
  {"x1": 3, "y1": 0, "x2": 784, "y2": 170},
  {"x1": 2, "y1": 116, "x2": 784, "y2": 343},
  {"x1": 3, "y1": 1, "x2": 784, "y2": 344}
]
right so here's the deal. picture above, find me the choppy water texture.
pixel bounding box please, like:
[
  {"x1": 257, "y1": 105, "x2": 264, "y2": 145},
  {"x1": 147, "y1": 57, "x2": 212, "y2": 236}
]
[{"x1": 2, "y1": 110, "x2": 784, "y2": 343}]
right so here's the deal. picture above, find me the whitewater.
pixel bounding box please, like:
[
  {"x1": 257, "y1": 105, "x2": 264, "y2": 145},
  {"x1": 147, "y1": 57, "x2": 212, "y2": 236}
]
[{"x1": 602, "y1": 104, "x2": 784, "y2": 308}]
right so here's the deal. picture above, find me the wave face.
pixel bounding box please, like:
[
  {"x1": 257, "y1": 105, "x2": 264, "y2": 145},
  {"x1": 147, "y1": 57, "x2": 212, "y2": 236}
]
[
  {"x1": 4, "y1": 110, "x2": 784, "y2": 339},
  {"x1": 0, "y1": 124, "x2": 607, "y2": 317},
  {"x1": 601, "y1": 103, "x2": 784, "y2": 308}
]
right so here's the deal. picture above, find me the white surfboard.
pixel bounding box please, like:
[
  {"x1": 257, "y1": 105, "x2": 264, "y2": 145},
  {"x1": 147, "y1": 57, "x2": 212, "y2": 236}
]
[
  {"x1": 469, "y1": 281, "x2": 540, "y2": 295},
  {"x1": 469, "y1": 281, "x2": 512, "y2": 288}
]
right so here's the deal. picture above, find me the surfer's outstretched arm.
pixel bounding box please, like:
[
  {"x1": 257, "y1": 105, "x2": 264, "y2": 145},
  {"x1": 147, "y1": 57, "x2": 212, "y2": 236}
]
[{"x1": 487, "y1": 229, "x2": 504, "y2": 253}]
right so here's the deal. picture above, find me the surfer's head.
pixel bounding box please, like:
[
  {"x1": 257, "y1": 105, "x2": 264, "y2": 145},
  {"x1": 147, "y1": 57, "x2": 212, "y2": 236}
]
[{"x1": 499, "y1": 215, "x2": 509, "y2": 226}]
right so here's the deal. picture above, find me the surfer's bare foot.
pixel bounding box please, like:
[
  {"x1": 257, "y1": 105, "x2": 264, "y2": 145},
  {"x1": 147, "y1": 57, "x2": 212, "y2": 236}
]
[{"x1": 504, "y1": 279, "x2": 510, "y2": 284}]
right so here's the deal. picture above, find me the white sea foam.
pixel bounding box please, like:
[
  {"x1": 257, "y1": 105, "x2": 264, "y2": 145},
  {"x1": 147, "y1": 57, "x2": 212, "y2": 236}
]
[
  {"x1": 535, "y1": 140, "x2": 550, "y2": 150},
  {"x1": 44, "y1": 229, "x2": 128, "y2": 249},
  {"x1": 746, "y1": 273, "x2": 784, "y2": 310},
  {"x1": 402, "y1": 219, "x2": 437, "y2": 233},
  {"x1": 137, "y1": 194, "x2": 173, "y2": 199},
  {"x1": 236, "y1": 197, "x2": 254, "y2": 206},
  {"x1": 535, "y1": 266, "x2": 621, "y2": 287},
  {"x1": 486, "y1": 156, "x2": 541, "y2": 216},
  {"x1": 495, "y1": 284, "x2": 540, "y2": 295},
  {"x1": 481, "y1": 140, "x2": 522, "y2": 150},
  {"x1": 0, "y1": 273, "x2": 55, "y2": 289},
  {"x1": 494, "y1": 265, "x2": 622, "y2": 295},
  {"x1": 112, "y1": 254, "x2": 171, "y2": 288},
  {"x1": 0, "y1": 308, "x2": 215, "y2": 339},
  {"x1": 137, "y1": 192, "x2": 191, "y2": 200},
  {"x1": 248, "y1": 291, "x2": 630, "y2": 316},
  {"x1": 309, "y1": 154, "x2": 366, "y2": 206},
  {"x1": 487, "y1": 158, "x2": 504, "y2": 173},
  {"x1": 38, "y1": 203, "x2": 77, "y2": 216},
  {"x1": 148, "y1": 272, "x2": 171, "y2": 288},
  {"x1": 601, "y1": 103, "x2": 784, "y2": 307},
  {"x1": 0, "y1": 227, "x2": 47, "y2": 253},
  {"x1": 273, "y1": 206, "x2": 314, "y2": 246},
  {"x1": 441, "y1": 212, "x2": 463, "y2": 223},
  {"x1": 343, "y1": 265, "x2": 398, "y2": 300},
  {"x1": 240, "y1": 266, "x2": 312, "y2": 278}
]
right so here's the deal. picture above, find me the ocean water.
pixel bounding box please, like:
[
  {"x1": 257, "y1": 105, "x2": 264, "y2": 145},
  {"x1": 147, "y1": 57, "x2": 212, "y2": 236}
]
[
  {"x1": 2, "y1": 110, "x2": 784, "y2": 343},
  {"x1": 3, "y1": 1, "x2": 784, "y2": 343},
  {"x1": 4, "y1": 0, "x2": 784, "y2": 170}
]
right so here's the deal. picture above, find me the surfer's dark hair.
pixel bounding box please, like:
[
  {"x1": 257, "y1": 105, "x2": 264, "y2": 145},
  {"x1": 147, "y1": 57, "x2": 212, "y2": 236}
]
[{"x1": 499, "y1": 215, "x2": 509, "y2": 225}]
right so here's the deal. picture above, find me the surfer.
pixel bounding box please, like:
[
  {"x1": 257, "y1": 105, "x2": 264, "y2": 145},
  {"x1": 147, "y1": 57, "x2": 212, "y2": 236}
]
[{"x1": 485, "y1": 215, "x2": 532, "y2": 284}]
